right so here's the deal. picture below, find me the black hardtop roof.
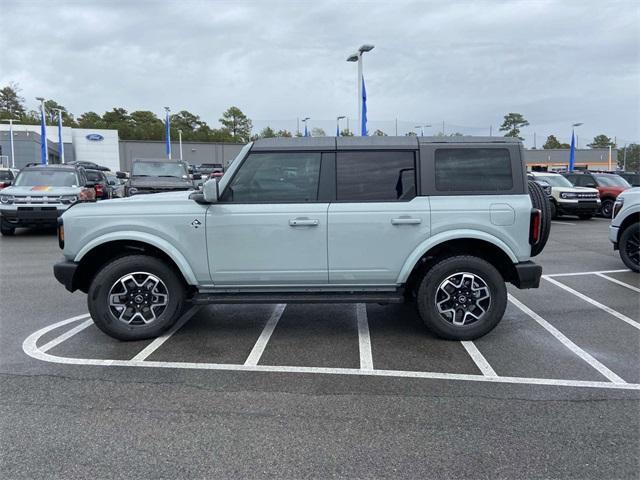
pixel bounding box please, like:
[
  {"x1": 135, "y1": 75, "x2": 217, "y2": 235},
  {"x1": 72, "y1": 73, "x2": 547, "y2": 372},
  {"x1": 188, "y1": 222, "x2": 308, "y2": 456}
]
[{"x1": 251, "y1": 135, "x2": 521, "y2": 151}]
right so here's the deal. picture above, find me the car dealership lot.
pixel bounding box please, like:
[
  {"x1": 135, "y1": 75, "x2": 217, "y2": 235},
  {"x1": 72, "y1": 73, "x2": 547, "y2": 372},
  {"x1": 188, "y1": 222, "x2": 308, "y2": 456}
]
[{"x1": 1, "y1": 218, "x2": 639, "y2": 479}]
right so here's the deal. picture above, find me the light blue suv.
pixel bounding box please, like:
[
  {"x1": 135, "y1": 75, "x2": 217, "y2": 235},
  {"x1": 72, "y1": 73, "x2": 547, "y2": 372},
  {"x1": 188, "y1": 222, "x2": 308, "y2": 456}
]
[{"x1": 54, "y1": 137, "x2": 548, "y2": 341}]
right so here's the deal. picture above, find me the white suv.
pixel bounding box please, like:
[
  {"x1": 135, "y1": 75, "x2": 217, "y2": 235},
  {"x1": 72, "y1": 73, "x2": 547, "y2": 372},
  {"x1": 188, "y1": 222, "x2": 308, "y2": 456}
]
[
  {"x1": 53, "y1": 137, "x2": 549, "y2": 341},
  {"x1": 529, "y1": 171, "x2": 600, "y2": 219}
]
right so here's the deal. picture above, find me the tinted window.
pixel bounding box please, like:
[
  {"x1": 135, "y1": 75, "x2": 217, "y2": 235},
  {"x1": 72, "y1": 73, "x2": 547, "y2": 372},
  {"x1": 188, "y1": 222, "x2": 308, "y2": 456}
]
[
  {"x1": 336, "y1": 151, "x2": 416, "y2": 202},
  {"x1": 223, "y1": 152, "x2": 321, "y2": 202},
  {"x1": 435, "y1": 148, "x2": 512, "y2": 191},
  {"x1": 85, "y1": 171, "x2": 105, "y2": 182},
  {"x1": 593, "y1": 174, "x2": 630, "y2": 188},
  {"x1": 0, "y1": 170, "x2": 14, "y2": 180}
]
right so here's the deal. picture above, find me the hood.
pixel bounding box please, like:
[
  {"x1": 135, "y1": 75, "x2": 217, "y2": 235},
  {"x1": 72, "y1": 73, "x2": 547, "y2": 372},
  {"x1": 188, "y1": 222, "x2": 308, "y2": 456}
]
[
  {"x1": 105, "y1": 189, "x2": 195, "y2": 203},
  {"x1": 551, "y1": 186, "x2": 599, "y2": 194},
  {"x1": 129, "y1": 176, "x2": 192, "y2": 188},
  {"x1": 1, "y1": 185, "x2": 82, "y2": 196}
]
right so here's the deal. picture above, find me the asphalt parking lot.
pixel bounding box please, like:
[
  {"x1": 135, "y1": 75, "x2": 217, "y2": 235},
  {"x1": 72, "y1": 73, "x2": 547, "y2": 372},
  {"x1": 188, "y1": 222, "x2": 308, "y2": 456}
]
[{"x1": 1, "y1": 217, "x2": 639, "y2": 479}]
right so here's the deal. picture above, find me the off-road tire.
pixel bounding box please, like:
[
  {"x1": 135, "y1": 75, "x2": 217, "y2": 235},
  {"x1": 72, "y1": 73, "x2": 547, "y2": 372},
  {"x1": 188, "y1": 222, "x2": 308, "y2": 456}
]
[
  {"x1": 416, "y1": 255, "x2": 507, "y2": 340},
  {"x1": 88, "y1": 254, "x2": 186, "y2": 340},
  {"x1": 0, "y1": 219, "x2": 15, "y2": 236},
  {"x1": 619, "y1": 223, "x2": 640, "y2": 273},
  {"x1": 600, "y1": 199, "x2": 614, "y2": 218},
  {"x1": 527, "y1": 180, "x2": 551, "y2": 257}
]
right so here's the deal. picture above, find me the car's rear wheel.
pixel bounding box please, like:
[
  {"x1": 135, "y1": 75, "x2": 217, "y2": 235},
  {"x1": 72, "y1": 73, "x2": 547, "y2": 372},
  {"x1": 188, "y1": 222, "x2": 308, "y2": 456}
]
[
  {"x1": 619, "y1": 223, "x2": 640, "y2": 273},
  {"x1": 88, "y1": 255, "x2": 186, "y2": 340},
  {"x1": 416, "y1": 256, "x2": 507, "y2": 340},
  {"x1": 0, "y1": 219, "x2": 15, "y2": 236},
  {"x1": 600, "y1": 199, "x2": 614, "y2": 218}
]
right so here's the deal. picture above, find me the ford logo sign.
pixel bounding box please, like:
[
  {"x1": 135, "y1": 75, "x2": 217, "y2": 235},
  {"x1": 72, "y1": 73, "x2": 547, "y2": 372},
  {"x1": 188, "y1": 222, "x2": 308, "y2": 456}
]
[{"x1": 86, "y1": 133, "x2": 104, "y2": 141}]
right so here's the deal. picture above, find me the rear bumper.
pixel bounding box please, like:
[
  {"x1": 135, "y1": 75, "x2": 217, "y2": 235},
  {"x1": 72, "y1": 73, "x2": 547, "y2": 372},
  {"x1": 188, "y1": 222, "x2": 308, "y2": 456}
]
[
  {"x1": 53, "y1": 260, "x2": 79, "y2": 292},
  {"x1": 512, "y1": 261, "x2": 542, "y2": 289}
]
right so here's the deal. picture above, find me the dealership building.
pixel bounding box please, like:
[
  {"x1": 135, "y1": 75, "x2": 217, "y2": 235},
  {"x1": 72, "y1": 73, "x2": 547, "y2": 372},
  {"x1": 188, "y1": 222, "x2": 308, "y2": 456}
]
[{"x1": 0, "y1": 124, "x2": 618, "y2": 173}]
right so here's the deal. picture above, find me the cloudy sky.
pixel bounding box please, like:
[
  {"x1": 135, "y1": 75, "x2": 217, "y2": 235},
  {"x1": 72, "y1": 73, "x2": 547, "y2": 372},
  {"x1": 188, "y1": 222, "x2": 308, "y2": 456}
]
[{"x1": 1, "y1": 0, "x2": 638, "y2": 147}]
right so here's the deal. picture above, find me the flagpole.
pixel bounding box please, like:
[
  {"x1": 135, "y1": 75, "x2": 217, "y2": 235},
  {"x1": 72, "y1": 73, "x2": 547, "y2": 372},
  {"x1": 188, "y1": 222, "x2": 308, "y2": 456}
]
[
  {"x1": 55, "y1": 109, "x2": 65, "y2": 164},
  {"x1": 178, "y1": 129, "x2": 183, "y2": 161},
  {"x1": 164, "y1": 106, "x2": 171, "y2": 160},
  {"x1": 347, "y1": 44, "x2": 374, "y2": 137},
  {"x1": 36, "y1": 97, "x2": 48, "y2": 165}
]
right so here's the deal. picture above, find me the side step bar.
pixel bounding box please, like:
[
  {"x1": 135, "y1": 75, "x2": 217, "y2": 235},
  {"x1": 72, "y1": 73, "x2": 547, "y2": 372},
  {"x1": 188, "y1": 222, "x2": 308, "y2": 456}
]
[{"x1": 190, "y1": 290, "x2": 405, "y2": 305}]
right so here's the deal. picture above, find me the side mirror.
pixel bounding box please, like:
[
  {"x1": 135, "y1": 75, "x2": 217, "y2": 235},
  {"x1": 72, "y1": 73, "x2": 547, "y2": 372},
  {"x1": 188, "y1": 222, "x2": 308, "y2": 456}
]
[
  {"x1": 202, "y1": 179, "x2": 219, "y2": 203},
  {"x1": 192, "y1": 173, "x2": 202, "y2": 180},
  {"x1": 116, "y1": 171, "x2": 127, "y2": 179}
]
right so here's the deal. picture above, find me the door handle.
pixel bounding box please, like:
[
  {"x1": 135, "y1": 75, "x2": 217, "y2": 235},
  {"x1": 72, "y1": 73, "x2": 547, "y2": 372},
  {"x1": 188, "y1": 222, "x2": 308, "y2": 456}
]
[
  {"x1": 391, "y1": 217, "x2": 422, "y2": 225},
  {"x1": 289, "y1": 218, "x2": 319, "y2": 227}
]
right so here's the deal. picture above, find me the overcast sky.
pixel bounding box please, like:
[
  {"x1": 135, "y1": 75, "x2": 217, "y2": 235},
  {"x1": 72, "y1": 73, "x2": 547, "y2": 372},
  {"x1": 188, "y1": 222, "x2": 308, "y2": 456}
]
[{"x1": 1, "y1": 0, "x2": 638, "y2": 147}]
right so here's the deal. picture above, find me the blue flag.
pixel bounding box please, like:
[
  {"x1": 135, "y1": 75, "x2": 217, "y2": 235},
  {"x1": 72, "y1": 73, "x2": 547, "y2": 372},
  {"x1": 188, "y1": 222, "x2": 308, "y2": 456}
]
[
  {"x1": 336, "y1": 124, "x2": 340, "y2": 137},
  {"x1": 165, "y1": 110, "x2": 171, "y2": 159},
  {"x1": 57, "y1": 111, "x2": 65, "y2": 164},
  {"x1": 40, "y1": 103, "x2": 48, "y2": 164},
  {"x1": 361, "y1": 77, "x2": 367, "y2": 136},
  {"x1": 568, "y1": 130, "x2": 575, "y2": 172},
  {"x1": 304, "y1": 123, "x2": 309, "y2": 137}
]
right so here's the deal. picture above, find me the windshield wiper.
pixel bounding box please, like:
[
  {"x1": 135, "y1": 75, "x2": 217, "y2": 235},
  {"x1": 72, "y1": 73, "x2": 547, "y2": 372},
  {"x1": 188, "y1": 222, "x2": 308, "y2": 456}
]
[
  {"x1": 132, "y1": 174, "x2": 149, "y2": 177},
  {"x1": 158, "y1": 175, "x2": 181, "y2": 178}
]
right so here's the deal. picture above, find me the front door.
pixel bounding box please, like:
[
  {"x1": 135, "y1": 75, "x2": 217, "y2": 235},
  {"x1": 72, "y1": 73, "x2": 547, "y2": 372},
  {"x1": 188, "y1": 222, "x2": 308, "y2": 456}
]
[{"x1": 207, "y1": 150, "x2": 328, "y2": 286}]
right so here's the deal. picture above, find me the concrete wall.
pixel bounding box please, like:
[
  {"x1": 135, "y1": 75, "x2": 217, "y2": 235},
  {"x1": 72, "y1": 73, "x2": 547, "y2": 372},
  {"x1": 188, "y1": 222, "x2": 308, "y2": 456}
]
[
  {"x1": 524, "y1": 148, "x2": 617, "y2": 169},
  {"x1": 118, "y1": 141, "x2": 244, "y2": 172}
]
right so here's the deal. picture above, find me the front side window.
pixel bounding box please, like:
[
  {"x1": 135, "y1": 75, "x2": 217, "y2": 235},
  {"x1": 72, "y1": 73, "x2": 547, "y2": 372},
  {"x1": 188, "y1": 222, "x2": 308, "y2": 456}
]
[
  {"x1": 336, "y1": 151, "x2": 416, "y2": 202},
  {"x1": 222, "y1": 152, "x2": 321, "y2": 202},
  {"x1": 15, "y1": 170, "x2": 79, "y2": 187},
  {"x1": 435, "y1": 148, "x2": 513, "y2": 192},
  {"x1": 593, "y1": 174, "x2": 630, "y2": 188}
]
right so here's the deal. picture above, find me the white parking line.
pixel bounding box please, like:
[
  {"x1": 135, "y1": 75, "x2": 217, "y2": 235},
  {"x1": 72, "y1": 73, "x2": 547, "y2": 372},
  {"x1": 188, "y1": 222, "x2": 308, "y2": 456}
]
[
  {"x1": 356, "y1": 304, "x2": 374, "y2": 371},
  {"x1": 22, "y1": 316, "x2": 640, "y2": 390},
  {"x1": 545, "y1": 269, "x2": 628, "y2": 278},
  {"x1": 551, "y1": 221, "x2": 576, "y2": 226},
  {"x1": 508, "y1": 294, "x2": 626, "y2": 383},
  {"x1": 460, "y1": 341, "x2": 497, "y2": 377},
  {"x1": 244, "y1": 304, "x2": 286, "y2": 366},
  {"x1": 543, "y1": 276, "x2": 640, "y2": 331},
  {"x1": 595, "y1": 272, "x2": 640, "y2": 293},
  {"x1": 131, "y1": 306, "x2": 201, "y2": 361},
  {"x1": 39, "y1": 315, "x2": 92, "y2": 353}
]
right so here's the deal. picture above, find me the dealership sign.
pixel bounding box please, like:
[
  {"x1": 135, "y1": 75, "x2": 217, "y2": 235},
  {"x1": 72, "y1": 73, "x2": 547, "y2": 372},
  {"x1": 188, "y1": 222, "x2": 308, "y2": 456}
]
[{"x1": 86, "y1": 133, "x2": 104, "y2": 141}]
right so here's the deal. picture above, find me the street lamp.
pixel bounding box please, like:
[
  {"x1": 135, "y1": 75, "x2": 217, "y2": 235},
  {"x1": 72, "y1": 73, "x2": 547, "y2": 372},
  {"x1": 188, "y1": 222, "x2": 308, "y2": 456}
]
[
  {"x1": 164, "y1": 106, "x2": 171, "y2": 159},
  {"x1": 414, "y1": 124, "x2": 431, "y2": 136},
  {"x1": 302, "y1": 117, "x2": 310, "y2": 137},
  {"x1": 36, "y1": 97, "x2": 48, "y2": 164},
  {"x1": 336, "y1": 115, "x2": 346, "y2": 137},
  {"x1": 346, "y1": 44, "x2": 375, "y2": 136},
  {"x1": 0, "y1": 118, "x2": 16, "y2": 168},
  {"x1": 572, "y1": 122, "x2": 583, "y2": 148}
]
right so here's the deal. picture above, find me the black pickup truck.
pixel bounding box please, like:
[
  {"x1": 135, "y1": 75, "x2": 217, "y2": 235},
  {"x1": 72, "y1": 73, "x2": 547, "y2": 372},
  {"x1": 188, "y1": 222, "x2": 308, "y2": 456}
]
[{"x1": 122, "y1": 159, "x2": 201, "y2": 196}]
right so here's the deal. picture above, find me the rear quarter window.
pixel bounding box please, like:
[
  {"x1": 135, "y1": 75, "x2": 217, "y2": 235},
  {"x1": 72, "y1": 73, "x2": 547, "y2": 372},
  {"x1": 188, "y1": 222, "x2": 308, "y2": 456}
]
[{"x1": 435, "y1": 148, "x2": 513, "y2": 191}]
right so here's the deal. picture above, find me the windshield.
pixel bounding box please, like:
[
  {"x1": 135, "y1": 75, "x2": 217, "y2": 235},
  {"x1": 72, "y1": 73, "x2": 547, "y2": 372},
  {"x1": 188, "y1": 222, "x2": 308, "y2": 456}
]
[
  {"x1": 593, "y1": 174, "x2": 631, "y2": 188},
  {"x1": 535, "y1": 174, "x2": 573, "y2": 188},
  {"x1": 14, "y1": 170, "x2": 79, "y2": 187},
  {"x1": 131, "y1": 162, "x2": 188, "y2": 178},
  {"x1": 0, "y1": 170, "x2": 14, "y2": 180}
]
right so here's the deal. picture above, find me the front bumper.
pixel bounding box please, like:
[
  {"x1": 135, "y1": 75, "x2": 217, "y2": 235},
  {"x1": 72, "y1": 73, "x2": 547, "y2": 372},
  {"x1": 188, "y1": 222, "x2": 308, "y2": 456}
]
[
  {"x1": 512, "y1": 261, "x2": 542, "y2": 289},
  {"x1": 609, "y1": 225, "x2": 619, "y2": 249},
  {"x1": 557, "y1": 199, "x2": 600, "y2": 214},
  {"x1": 53, "y1": 260, "x2": 79, "y2": 292},
  {"x1": 1, "y1": 205, "x2": 68, "y2": 226}
]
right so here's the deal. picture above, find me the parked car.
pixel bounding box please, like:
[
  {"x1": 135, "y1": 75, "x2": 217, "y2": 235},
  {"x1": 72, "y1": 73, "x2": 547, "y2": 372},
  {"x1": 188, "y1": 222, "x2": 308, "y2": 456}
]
[
  {"x1": 197, "y1": 163, "x2": 224, "y2": 179},
  {"x1": 618, "y1": 172, "x2": 640, "y2": 187},
  {"x1": 609, "y1": 187, "x2": 640, "y2": 272},
  {"x1": 54, "y1": 136, "x2": 549, "y2": 341},
  {"x1": 124, "y1": 159, "x2": 200, "y2": 196},
  {"x1": 0, "y1": 164, "x2": 95, "y2": 235},
  {"x1": 67, "y1": 160, "x2": 110, "y2": 172},
  {"x1": 562, "y1": 171, "x2": 630, "y2": 217},
  {"x1": 527, "y1": 174, "x2": 553, "y2": 199},
  {"x1": 105, "y1": 172, "x2": 126, "y2": 198},
  {"x1": 0, "y1": 168, "x2": 19, "y2": 190},
  {"x1": 529, "y1": 171, "x2": 600, "y2": 219},
  {"x1": 85, "y1": 169, "x2": 110, "y2": 200}
]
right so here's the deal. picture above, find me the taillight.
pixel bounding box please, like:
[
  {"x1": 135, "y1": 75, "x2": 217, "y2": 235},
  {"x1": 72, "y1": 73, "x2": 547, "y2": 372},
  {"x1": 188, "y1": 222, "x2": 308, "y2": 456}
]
[
  {"x1": 95, "y1": 183, "x2": 104, "y2": 196},
  {"x1": 529, "y1": 208, "x2": 542, "y2": 245}
]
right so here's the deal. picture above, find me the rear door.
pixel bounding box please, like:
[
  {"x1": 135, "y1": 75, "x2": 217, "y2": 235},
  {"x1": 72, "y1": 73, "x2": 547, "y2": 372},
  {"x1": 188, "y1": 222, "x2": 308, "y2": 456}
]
[{"x1": 328, "y1": 150, "x2": 430, "y2": 285}]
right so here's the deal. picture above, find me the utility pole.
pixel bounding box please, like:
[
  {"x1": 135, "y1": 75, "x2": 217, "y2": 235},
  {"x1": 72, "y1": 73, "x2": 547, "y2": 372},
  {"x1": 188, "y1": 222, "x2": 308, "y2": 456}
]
[
  {"x1": 395, "y1": 118, "x2": 398, "y2": 136},
  {"x1": 178, "y1": 129, "x2": 183, "y2": 160},
  {"x1": 533, "y1": 132, "x2": 537, "y2": 149},
  {"x1": 442, "y1": 120, "x2": 445, "y2": 136},
  {"x1": 489, "y1": 125, "x2": 492, "y2": 137}
]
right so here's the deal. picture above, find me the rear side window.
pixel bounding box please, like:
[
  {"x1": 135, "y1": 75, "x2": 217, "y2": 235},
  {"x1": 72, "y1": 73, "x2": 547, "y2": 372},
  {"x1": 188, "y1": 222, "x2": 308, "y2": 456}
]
[
  {"x1": 336, "y1": 151, "x2": 416, "y2": 202},
  {"x1": 435, "y1": 148, "x2": 512, "y2": 191}
]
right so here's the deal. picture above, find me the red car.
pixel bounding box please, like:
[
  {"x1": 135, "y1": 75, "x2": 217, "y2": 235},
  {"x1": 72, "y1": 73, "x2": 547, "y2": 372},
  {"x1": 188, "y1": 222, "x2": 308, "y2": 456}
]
[{"x1": 562, "y1": 172, "x2": 631, "y2": 217}]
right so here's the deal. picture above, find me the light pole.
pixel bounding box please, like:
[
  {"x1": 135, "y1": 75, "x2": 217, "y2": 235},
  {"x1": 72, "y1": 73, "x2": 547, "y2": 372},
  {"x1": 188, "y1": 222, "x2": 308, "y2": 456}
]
[
  {"x1": 336, "y1": 115, "x2": 346, "y2": 137},
  {"x1": 414, "y1": 124, "x2": 431, "y2": 136},
  {"x1": 178, "y1": 129, "x2": 183, "y2": 161},
  {"x1": 164, "y1": 106, "x2": 171, "y2": 159},
  {"x1": 302, "y1": 117, "x2": 310, "y2": 137},
  {"x1": 346, "y1": 44, "x2": 374, "y2": 136},
  {"x1": 53, "y1": 108, "x2": 65, "y2": 164},
  {"x1": 1, "y1": 118, "x2": 16, "y2": 168},
  {"x1": 36, "y1": 97, "x2": 48, "y2": 164}
]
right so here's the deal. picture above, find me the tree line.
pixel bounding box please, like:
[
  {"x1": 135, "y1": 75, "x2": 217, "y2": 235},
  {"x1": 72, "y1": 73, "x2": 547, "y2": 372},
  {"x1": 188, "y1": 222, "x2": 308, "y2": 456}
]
[{"x1": 1, "y1": 84, "x2": 637, "y2": 169}]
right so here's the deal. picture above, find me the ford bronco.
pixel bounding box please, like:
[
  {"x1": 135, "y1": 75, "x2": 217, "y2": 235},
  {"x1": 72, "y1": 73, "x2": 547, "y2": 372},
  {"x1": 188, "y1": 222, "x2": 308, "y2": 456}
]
[{"x1": 53, "y1": 136, "x2": 549, "y2": 341}]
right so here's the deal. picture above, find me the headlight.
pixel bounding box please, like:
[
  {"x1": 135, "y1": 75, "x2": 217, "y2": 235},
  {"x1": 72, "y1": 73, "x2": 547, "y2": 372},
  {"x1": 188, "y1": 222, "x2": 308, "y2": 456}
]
[
  {"x1": 128, "y1": 187, "x2": 138, "y2": 195},
  {"x1": 0, "y1": 194, "x2": 14, "y2": 204},
  {"x1": 560, "y1": 192, "x2": 578, "y2": 199},
  {"x1": 60, "y1": 195, "x2": 78, "y2": 205},
  {"x1": 613, "y1": 197, "x2": 624, "y2": 218}
]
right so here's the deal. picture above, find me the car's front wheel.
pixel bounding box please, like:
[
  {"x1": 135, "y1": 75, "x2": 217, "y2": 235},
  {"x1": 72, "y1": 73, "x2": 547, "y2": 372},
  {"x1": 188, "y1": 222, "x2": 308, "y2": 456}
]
[
  {"x1": 600, "y1": 199, "x2": 614, "y2": 218},
  {"x1": 619, "y1": 223, "x2": 640, "y2": 273},
  {"x1": 88, "y1": 255, "x2": 186, "y2": 340},
  {"x1": 416, "y1": 256, "x2": 507, "y2": 340},
  {"x1": 0, "y1": 219, "x2": 15, "y2": 236}
]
